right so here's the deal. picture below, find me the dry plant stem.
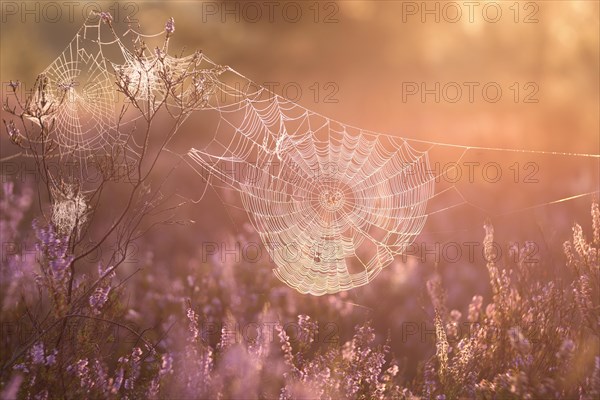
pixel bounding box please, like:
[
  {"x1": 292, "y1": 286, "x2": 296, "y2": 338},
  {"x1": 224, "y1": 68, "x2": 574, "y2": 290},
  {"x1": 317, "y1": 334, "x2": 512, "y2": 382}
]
[{"x1": 1, "y1": 31, "x2": 196, "y2": 373}]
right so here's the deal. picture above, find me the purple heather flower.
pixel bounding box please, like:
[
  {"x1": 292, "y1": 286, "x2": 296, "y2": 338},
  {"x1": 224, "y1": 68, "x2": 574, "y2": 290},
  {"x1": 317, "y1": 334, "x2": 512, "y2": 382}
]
[
  {"x1": 69, "y1": 359, "x2": 91, "y2": 387},
  {"x1": 45, "y1": 349, "x2": 57, "y2": 366},
  {"x1": 165, "y1": 17, "x2": 175, "y2": 34},
  {"x1": 159, "y1": 353, "x2": 173, "y2": 376},
  {"x1": 124, "y1": 378, "x2": 133, "y2": 390},
  {"x1": 556, "y1": 338, "x2": 575, "y2": 361},
  {"x1": 89, "y1": 286, "x2": 111, "y2": 314},
  {"x1": 8, "y1": 80, "x2": 19, "y2": 90},
  {"x1": 13, "y1": 363, "x2": 29, "y2": 374},
  {"x1": 5, "y1": 120, "x2": 20, "y2": 142},
  {"x1": 30, "y1": 342, "x2": 45, "y2": 365},
  {"x1": 34, "y1": 220, "x2": 73, "y2": 280},
  {"x1": 112, "y1": 367, "x2": 124, "y2": 393},
  {"x1": 131, "y1": 347, "x2": 143, "y2": 362}
]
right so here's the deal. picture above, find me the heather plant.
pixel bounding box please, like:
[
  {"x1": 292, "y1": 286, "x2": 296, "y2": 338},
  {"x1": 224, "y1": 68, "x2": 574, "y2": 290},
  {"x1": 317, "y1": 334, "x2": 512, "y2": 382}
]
[
  {"x1": 423, "y1": 203, "x2": 600, "y2": 399},
  {"x1": 2, "y1": 181, "x2": 600, "y2": 398},
  {"x1": 161, "y1": 307, "x2": 406, "y2": 400},
  {"x1": 0, "y1": 13, "x2": 203, "y2": 398}
]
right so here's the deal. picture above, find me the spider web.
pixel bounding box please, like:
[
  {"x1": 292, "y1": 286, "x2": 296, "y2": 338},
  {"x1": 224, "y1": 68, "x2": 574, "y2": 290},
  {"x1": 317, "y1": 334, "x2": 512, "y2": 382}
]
[
  {"x1": 19, "y1": 14, "x2": 222, "y2": 190},
  {"x1": 187, "y1": 89, "x2": 436, "y2": 295},
  {"x1": 10, "y1": 14, "x2": 600, "y2": 295},
  {"x1": 182, "y1": 61, "x2": 600, "y2": 295},
  {"x1": 23, "y1": 17, "x2": 126, "y2": 178}
]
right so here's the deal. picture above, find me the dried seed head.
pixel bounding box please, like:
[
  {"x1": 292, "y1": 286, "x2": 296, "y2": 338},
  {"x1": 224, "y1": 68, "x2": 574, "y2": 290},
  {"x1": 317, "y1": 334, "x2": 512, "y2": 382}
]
[{"x1": 165, "y1": 17, "x2": 175, "y2": 35}]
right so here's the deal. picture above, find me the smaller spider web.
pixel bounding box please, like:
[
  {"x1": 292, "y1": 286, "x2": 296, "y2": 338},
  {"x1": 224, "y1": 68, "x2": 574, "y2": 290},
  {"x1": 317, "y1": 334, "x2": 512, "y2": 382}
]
[
  {"x1": 19, "y1": 14, "x2": 224, "y2": 190},
  {"x1": 24, "y1": 19, "x2": 126, "y2": 168}
]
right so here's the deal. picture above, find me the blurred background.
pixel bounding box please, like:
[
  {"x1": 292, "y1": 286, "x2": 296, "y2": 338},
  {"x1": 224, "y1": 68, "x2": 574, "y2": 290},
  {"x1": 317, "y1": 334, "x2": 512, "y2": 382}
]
[{"x1": 1, "y1": 0, "x2": 599, "y2": 379}]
